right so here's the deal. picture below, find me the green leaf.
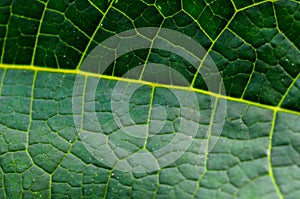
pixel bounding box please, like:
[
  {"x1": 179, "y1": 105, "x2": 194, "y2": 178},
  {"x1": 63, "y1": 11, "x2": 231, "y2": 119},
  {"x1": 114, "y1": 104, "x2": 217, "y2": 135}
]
[{"x1": 1, "y1": 0, "x2": 300, "y2": 198}]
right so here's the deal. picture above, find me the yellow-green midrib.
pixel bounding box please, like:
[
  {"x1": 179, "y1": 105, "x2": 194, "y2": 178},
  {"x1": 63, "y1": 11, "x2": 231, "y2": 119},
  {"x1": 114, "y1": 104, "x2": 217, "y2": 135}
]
[{"x1": 0, "y1": 63, "x2": 299, "y2": 117}]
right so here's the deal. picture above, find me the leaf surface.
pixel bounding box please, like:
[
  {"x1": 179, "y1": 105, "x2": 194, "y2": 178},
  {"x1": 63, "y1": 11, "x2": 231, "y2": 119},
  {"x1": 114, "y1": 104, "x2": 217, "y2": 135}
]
[{"x1": 0, "y1": 0, "x2": 300, "y2": 198}]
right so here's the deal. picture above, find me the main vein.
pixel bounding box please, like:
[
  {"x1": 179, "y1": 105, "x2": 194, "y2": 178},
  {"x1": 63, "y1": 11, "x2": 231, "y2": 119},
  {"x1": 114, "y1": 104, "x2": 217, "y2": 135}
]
[{"x1": 0, "y1": 63, "x2": 299, "y2": 117}]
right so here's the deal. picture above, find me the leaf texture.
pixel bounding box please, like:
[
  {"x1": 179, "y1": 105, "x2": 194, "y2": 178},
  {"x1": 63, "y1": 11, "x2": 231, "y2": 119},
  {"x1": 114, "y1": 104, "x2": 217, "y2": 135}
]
[{"x1": 0, "y1": 0, "x2": 300, "y2": 198}]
